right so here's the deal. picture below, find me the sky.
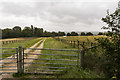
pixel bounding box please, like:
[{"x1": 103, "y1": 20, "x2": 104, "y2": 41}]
[{"x1": 0, "y1": 0, "x2": 118, "y2": 32}]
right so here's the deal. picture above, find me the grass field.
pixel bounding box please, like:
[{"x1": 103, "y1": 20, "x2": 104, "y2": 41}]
[
  {"x1": 24, "y1": 37, "x2": 104, "y2": 78},
  {"x1": 1, "y1": 38, "x2": 24, "y2": 41},
  {"x1": 57, "y1": 35, "x2": 107, "y2": 49},
  {"x1": 1, "y1": 38, "x2": 42, "y2": 58},
  {"x1": 1, "y1": 37, "x2": 38, "y2": 41},
  {"x1": 60, "y1": 35, "x2": 106, "y2": 42}
]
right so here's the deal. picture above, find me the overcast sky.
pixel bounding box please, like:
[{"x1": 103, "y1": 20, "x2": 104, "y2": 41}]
[{"x1": 0, "y1": 0, "x2": 118, "y2": 32}]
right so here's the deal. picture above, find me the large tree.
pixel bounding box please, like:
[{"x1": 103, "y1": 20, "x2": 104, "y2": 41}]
[{"x1": 97, "y1": 9, "x2": 120, "y2": 78}]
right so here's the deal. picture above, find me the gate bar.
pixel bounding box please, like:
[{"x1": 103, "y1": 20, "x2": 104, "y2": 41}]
[
  {"x1": 24, "y1": 66, "x2": 69, "y2": 69},
  {"x1": 24, "y1": 48, "x2": 79, "y2": 52},
  {"x1": 25, "y1": 58, "x2": 77, "y2": 62},
  {"x1": 24, "y1": 53, "x2": 77, "y2": 57},
  {"x1": 24, "y1": 62, "x2": 77, "y2": 66}
]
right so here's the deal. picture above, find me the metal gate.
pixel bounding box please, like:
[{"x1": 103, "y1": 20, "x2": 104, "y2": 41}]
[
  {"x1": 0, "y1": 46, "x2": 84, "y2": 75},
  {"x1": 22, "y1": 48, "x2": 81, "y2": 75},
  {"x1": 0, "y1": 47, "x2": 18, "y2": 74}
]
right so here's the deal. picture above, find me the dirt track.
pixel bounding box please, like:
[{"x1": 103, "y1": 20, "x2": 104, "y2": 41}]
[{"x1": 0, "y1": 39, "x2": 45, "y2": 79}]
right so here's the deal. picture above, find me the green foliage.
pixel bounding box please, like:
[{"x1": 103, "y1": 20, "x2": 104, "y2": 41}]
[
  {"x1": 22, "y1": 27, "x2": 33, "y2": 37},
  {"x1": 60, "y1": 67, "x2": 103, "y2": 78},
  {"x1": 2, "y1": 28, "x2": 15, "y2": 38},
  {"x1": 66, "y1": 32, "x2": 79, "y2": 36},
  {"x1": 86, "y1": 32, "x2": 93, "y2": 36},
  {"x1": 67, "y1": 33, "x2": 71, "y2": 36},
  {"x1": 58, "y1": 31, "x2": 65, "y2": 36},
  {"x1": 98, "y1": 32, "x2": 103, "y2": 35},
  {"x1": 70, "y1": 31, "x2": 78, "y2": 36},
  {"x1": 81, "y1": 32, "x2": 86, "y2": 36},
  {"x1": 97, "y1": 9, "x2": 120, "y2": 78},
  {"x1": 34, "y1": 27, "x2": 43, "y2": 37}
]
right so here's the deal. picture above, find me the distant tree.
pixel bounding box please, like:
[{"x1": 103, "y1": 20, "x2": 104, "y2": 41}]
[
  {"x1": 43, "y1": 31, "x2": 52, "y2": 37},
  {"x1": 58, "y1": 31, "x2": 65, "y2": 36},
  {"x1": 86, "y1": 32, "x2": 93, "y2": 36},
  {"x1": 2, "y1": 28, "x2": 14, "y2": 38},
  {"x1": 71, "y1": 32, "x2": 78, "y2": 36},
  {"x1": 31, "y1": 25, "x2": 34, "y2": 36},
  {"x1": 67, "y1": 33, "x2": 71, "y2": 36},
  {"x1": 51, "y1": 32, "x2": 58, "y2": 37},
  {"x1": 81, "y1": 32, "x2": 86, "y2": 36},
  {"x1": 39, "y1": 28, "x2": 43, "y2": 37},
  {"x1": 98, "y1": 32, "x2": 103, "y2": 35},
  {"x1": 12, "y1": 26, "x2": 22, "y2": 37},
  {"x1": 13, "y1": 26, "x2": 21, "y2": 31},
  {"x1": 34, "y1": 27, "x2": 43, "y2": 37},
  {"x1": 2, "y1": 26, "x2": 68, "y2": 38},
  {"x1": 22, "y1": 27, "x2": 33, "y2": 37}
]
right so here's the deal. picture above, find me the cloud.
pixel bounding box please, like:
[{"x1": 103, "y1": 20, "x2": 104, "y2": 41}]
[{"x1": 0, "y1": 0, "x2": 118, "y2": 32}]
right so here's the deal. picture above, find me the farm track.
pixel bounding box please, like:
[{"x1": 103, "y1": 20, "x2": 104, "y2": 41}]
[{"x1": 0, "y1": 39, "x2": 46, "y2": 79}]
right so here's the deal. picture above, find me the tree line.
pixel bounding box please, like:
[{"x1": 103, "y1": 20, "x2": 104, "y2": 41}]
[
  {"x1": 2, "y1": 25, "x2": 65, "y2": 39},
  {"x1": 1, "y1": 25, "x2": 105, "y2": 39}
]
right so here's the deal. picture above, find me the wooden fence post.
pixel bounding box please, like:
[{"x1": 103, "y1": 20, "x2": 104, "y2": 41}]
[
  {"x1": 6, "y1": 41, "x2": 8, "y2": 44},
  {"x1": 82, "y1": 42, "x2": 85, "y2": 48},
  {"x1": 80, "y1": 50, "x2": 84, "y2": 67},
  {"x1": 2, "y1": 41, "x2": 4, "y2": 45},
  {"x1": 74, "y1": 41, "x2": 75, "y2": 48},
  {"x1": 78, "y1": 41, "x2": 79, "y2": 49},
  {"x1": 91, "y1": 42, "x2": 93, "y2": 46},
  {"x1": 18, "y1": 46, "x2": 23, "y2": 73}
]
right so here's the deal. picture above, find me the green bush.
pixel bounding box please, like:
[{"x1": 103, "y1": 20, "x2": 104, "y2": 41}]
[{"x1": 97, "y1": 9, "x2": 120, "y2": 78}]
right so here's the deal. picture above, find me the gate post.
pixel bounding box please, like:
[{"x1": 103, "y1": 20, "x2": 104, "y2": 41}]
[
  {"x1": 80, "y1": 50, "x2": 84, "y2": 67},
  {"x1": 77, "y1": 41, "x2": 80, "y2": 67},
  {"x1": 77, "y1": 50, "x2": 80, "y2": 67},
  {"x1": 18, "y1": 46, "x2": 23, "y2": 73}
]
